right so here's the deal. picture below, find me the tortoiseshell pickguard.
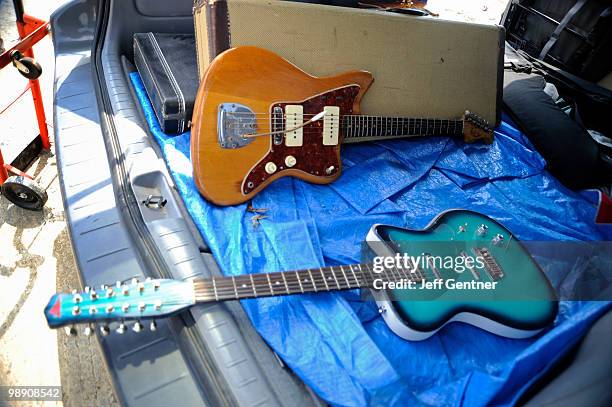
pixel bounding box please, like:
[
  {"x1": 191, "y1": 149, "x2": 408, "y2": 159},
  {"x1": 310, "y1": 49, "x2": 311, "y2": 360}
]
[{"x1": 242, "y1": 85, "x2": 360, "y2": 195}]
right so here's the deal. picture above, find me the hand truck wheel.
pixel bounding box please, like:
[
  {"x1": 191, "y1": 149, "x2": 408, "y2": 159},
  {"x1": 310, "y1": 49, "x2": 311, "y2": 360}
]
[
  {"x1": 1, "y1": 175, "x2": 48, "y2": 210},
  {"x1": 10, "y1": 50, "x2": 43, "y2": 80}
]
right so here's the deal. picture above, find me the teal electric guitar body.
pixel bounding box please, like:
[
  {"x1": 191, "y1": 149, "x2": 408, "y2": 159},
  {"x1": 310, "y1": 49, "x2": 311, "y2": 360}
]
[
  {"x1": 45, "y1": 210, "x2": 557, "y2": 340},
  {"x1": 367, "y1": 210, "x2": 558, "y2": 340}
]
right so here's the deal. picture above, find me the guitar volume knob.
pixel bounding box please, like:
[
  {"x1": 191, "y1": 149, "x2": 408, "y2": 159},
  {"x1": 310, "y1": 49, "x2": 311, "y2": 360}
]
[
  {"x1": 492, "y1": 234, "x2": 504, "y2": 246},
  {"x1": 265, "y1": 162, "x2": 277, "y2": 174},
  {"x1": 476, "y1": 224, "x2": 488, "y2": 236},
  {"x1": 285, "y1": 155, "x2": 297, "y2": 168}
]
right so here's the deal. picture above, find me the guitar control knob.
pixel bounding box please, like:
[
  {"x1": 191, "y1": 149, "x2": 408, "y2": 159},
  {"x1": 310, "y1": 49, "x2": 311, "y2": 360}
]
[
  {"x1": 265, "y1": 162, "x2": 277, "y2": 174},
  {"x1": 492, "y1": 234, "x2": 504, "y2": 246},
  {"x1": 476, "y1": 224, "x2": 488, "y2": 236},
  {"x1": 285, "y1": 155, "x2": 297, "y2": 168}
]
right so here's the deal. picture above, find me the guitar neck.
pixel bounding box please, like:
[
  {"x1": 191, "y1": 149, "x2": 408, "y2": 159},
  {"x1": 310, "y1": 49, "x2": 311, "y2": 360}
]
[
  {"x1": 341, "y1": 115, "x2": 464, "y2": 143},
  {"x1": 193, "y1": 263, "x2": 421, "y2": 302}
]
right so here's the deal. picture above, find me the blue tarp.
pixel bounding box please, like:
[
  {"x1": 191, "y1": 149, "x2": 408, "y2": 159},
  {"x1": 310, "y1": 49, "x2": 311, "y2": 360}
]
[{"x1": 130, "y1": 72, "x2": 612, "y2": 406}]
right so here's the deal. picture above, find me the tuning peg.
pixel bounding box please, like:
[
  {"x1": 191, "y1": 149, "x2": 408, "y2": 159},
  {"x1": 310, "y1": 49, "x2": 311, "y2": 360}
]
[
  {"x1": 153, "y1": 280, "x2": 161, "y2": 290},
  {"x1": 106, "y1": 287, "x2": 114, "y2": 298},
  {"x1": 73, "y1": 293, "x2": 83, "y2": 303},
  {"x1": 138, "y1": 302, "x2": 146, "y2": 312},
  {"x1": 64, "y1": 325, "x2": 77, "y2": 336},
  {"x1": 72, "y1": 305, "x2": 81, "y2": 315},
  {"x1": 121, "y1": 302, "x2": 130, "y2": 312},
  {"x1": 138, "y1": 282, "x2": 145, "y2": 293},
  {"x1": 122, "y1": 285, "x2": 129, "y2": 295},
  {"x1": 84, "y1": 286, "x2": 91, "y2": 293},
  {"x1": 100, "y1": 324, "x2": 110, "y2": 336},
  {"x1": 105, "y1": 304, "x2": 114, "y2": 313},
  {"x1": 131, "y1": 278, "x2": 139, "y2": 284},
  {"x1": 116, "y1": 321, "x2": 127, "y2": 334},
  {"x1": 154, "y1": 300, "x2": 162, "y2": 311},
  {"x1": 90, "y1": 289, "x2": 98, "y2": 300},
  {"x1": 150, "y1": 320, "x2": 157, "y2": 332},
  {"x1": 89, "y1": 306, "x2": 98, "y2": 315},
  {"x1": 83, "y1": 325, "x2": 93, "y2": 336},
  {"x1": 133, "y1": 321, "x2": 144, "y2": 333},
  {"x1": 116, "y1": 281, "x2": 122, "y2": 288}
]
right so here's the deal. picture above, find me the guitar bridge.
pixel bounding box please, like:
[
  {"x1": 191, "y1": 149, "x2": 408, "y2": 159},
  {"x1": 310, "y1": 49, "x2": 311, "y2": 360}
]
[
  {"x1": 217, "y1": 103, "x2": 256, "y2": 149},
  {"x1": 473, "y1": 247, "x2": 504, "y2": 281}
]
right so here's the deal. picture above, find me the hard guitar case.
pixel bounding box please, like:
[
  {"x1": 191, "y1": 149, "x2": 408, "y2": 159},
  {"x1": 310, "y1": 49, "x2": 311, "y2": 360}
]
[
  {"x1": 133, "y1": 33, "x2": 198, "y2": 134},
  {"x1": 193, "y1": 0, "x2": 504, "y2": 126}
]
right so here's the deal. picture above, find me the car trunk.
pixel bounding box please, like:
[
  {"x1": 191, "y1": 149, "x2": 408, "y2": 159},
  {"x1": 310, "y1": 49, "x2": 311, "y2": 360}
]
[{"x1": 50, "y1": 0, "x2": 612, "y2": 406}]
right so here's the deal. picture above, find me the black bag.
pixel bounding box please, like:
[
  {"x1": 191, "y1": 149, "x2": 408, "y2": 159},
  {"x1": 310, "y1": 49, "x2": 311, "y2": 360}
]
[
  {"x1": 133, "y1": 33, "x2": 198, "y2": 134},
  {"x1": 503, "y1": 44, "x2": 612, "y2": 189}
]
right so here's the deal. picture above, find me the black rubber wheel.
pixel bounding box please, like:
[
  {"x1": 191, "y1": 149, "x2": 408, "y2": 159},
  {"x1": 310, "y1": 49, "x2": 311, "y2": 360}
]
[
  {"x1": 13, "y1": 56, "x2": 43, "y2": 80},
  {"x1": 1, "y1": 175, "x2": 48, "y2": 210}
]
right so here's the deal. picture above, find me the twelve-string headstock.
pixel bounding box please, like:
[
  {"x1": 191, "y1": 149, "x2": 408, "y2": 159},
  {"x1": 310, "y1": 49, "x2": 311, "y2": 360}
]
[
  {"x1": 44, "y1": 278, "x2": 195, "y2": 337},
  {"x1": 462, "y1": 111, "x2": 494, "y2": 144}
]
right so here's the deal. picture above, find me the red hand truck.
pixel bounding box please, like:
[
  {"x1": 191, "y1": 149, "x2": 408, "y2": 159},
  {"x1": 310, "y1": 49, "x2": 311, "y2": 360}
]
[{"x1": 0, "y1": 0, "x2": 51, "y2": 210}]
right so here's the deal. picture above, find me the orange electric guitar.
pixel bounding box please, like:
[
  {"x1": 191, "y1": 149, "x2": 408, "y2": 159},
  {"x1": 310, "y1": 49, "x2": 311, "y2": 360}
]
[{"x1": 191, "y1": 47, "x2": 494, "y2": 206}]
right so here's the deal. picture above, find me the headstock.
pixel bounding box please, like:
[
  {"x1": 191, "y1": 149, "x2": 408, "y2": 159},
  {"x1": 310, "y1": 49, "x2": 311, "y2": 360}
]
[
  {"x1": 462, "y1": 111, "x2": 494, "y2": 144},
  {"x1": 44, "y1": 278, "x2": 195, "y2": 336}
]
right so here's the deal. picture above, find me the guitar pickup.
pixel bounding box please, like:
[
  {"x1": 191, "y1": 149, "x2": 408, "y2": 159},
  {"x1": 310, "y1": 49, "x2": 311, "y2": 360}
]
[
  {"x1": 460, "y1": 251, "x2": 480, "y2": 280},
  {"x1": 285, "y1": 105, "x2": 303, "y2": 147},
  {"x1": 424, "y1": 253, "x2": 442, "y2": 280},
  {"x1": 407, "y1": 258, "x2": 426, "y2": 282},
  {"x1": 272, "y1": 106, "x2": 284, "y2": 145},
  {"x1": 473, "y1": 247, "x2": 504, "y2": 282},
  {"x1": 322, "y1": 106, "x2": 340, "y2": 146}
]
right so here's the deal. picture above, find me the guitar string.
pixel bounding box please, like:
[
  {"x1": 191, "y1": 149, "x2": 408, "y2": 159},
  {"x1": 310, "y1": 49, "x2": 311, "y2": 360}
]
[
  {"x1": 225, "y1": 116, "x2": 463, "y2": 127},
  {"x1": 219, "y1": 112, "x2": 472, "y2": 118},
  {"x1": 193, "y1": 265, "x2": 424, "y2": 300},
  {"x1": 193, "y1": 273, "x2": 423, "y2": 301},
  {"x1": 193, "y1": 267, "x2": 370, "y2": 296},
  {"x1": 193, "y1": 270, "x2": 368, "y2": 298},
  {"x1": 225, "y1": 124, "x2": 465, "y2": 139},
  {"x1": 224, "y1": 116, "x2": 464, "y2": 127},
  {"x1": 226, "y1": 119, "x2": 465, "y2": 137}
]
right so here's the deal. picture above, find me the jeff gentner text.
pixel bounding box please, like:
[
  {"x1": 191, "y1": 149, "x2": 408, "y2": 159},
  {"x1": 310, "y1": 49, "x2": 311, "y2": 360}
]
[{"x1": 371, "y1": 254, "x2": 499, "y2": 290}]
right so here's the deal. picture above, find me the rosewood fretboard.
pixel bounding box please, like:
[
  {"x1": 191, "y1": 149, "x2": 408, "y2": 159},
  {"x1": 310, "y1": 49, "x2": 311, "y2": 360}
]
[
  {"x1": 341, "y1": 115, "x2": 464, "y2": 143},
  {"x1": 193, "y1": 263, "x2": 424, "y2": 302}
]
